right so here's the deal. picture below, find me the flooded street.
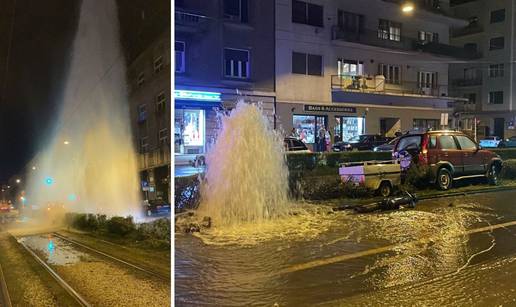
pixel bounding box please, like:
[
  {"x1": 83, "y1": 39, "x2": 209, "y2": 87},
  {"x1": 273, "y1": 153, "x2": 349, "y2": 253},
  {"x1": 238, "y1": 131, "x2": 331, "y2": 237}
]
[{"x1": 175, "y1": 190, "x2": 516, "y2": 306}]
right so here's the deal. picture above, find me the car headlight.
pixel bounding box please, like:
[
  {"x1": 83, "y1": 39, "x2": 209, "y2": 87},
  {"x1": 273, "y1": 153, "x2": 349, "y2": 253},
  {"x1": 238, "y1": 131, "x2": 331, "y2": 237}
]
[{"x1": 373, "y1": 147, "x2": 378, "y2": 152}]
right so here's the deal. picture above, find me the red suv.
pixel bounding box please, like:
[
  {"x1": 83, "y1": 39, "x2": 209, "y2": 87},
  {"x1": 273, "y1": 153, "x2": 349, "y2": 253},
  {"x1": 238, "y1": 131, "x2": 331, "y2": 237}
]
[{"x1": 393, "y1": 130, "x2": 502, "y2": 190}]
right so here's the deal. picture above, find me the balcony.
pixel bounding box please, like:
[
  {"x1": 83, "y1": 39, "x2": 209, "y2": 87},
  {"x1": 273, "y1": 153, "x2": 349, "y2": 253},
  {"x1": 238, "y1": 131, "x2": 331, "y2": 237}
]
[
  {"x1": 451, "y1": 77, "x2": 482, "y2": 87},
  {"x1": 331, "y1": 75, "x2": 449, "y2": 98},
  {"x1": 332, "y1": 26, "x2": 482, "y2": 59},
  {"x1": 451, "y1": 24, "x2": 483, "y2": 38},
  {"x1": 175, "y1": 11, "x2": 209, "y2": 34}
]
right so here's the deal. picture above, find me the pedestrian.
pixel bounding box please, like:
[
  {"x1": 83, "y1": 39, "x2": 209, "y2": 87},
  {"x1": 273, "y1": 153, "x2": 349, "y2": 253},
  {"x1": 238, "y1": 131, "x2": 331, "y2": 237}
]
[
  {"x1": 318, "y1": 126, "x2": 326, "y2": 152},
  {"x1": 290, "y1": 127, "x2": 299, "y2": 139},
  {"x1": 325, "y1": 130, "x2": 332, "y2": 152}
]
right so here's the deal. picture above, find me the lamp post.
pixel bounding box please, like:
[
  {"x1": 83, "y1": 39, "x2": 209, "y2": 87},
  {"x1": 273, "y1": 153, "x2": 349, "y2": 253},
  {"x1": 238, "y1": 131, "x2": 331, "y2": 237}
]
[{"x1": 401, "y1": 2, "x2": 415, "y2": 14}]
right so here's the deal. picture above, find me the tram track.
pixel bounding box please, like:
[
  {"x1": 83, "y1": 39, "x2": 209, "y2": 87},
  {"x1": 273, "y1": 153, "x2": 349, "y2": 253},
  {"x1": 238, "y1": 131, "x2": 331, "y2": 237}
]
[
  {"x1": 0, "y1": 259, "x2": 12, "y2": 307},
  {"x1": 13, "y1": 233, "x2": 91, "y2": 307}
]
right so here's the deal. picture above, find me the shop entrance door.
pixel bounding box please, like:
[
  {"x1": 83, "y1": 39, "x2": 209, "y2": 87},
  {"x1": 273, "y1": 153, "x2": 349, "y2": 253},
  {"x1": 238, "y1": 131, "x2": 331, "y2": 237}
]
[
  {"x1": 335, "y1": 116, "x2": 365, "y2": 142},
  {"x1": 494, "y1": 118, "x2": 505, "y2": 139}
]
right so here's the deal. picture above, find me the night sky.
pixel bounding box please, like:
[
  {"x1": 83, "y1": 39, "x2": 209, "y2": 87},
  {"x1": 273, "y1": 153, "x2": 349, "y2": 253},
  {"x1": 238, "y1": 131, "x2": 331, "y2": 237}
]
[{"x1": 0, "y1": 0, "x2": 169, "y2": 182}]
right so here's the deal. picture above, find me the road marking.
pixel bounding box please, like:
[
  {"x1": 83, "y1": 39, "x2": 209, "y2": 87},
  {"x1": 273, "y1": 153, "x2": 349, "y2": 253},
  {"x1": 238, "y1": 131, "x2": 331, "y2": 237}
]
[{"x1": 278, "y1": 219, "x2": 516, "y2": 275}]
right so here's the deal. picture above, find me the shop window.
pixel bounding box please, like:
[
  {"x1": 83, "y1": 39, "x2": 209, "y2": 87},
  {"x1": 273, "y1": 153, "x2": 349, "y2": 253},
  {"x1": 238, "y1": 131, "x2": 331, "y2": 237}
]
[
  {"x1": 292, "y1": 52, "x2": 322, "y2": 76},
  {"x1": 490, "y1": 9, "x2": 505, "y2": 23},
  {"x1": 140, "y1": 136, "x2": 149, "y2": 153},
  {"x1": 337, "y1": 59, "x2": 363, "y2": 76},
  {"x1": 488, "y1": 91, "x2": 503, "y2": 104},
  {"x1": 489, "y1": 37, "x2": 504, "y2": 50},
  {"x1": 489, "y1": 64, "x2": 504, "y2": 78},
  {"x1": 156, "y1": 91, "x2": 166, "y2": 113},
  {"x1": 224, "y1": 0, "x2": 248, "y2": 23},
  {"x1": 137, "y1": 72, "x2": 145, "y2": 87},
  {"x1": 334, "y1": 116, "x2": 364, "y2": 142},
  {"x1": 379, "y1": 64, "x2": 401, "y2": 84},
  {"x1": 154, "y1": 55, "x2": 164, "y2": 73},
  {"x1": 413, "y1": 119, "x2": 438, "y2": 131},
  {"x1": 293, "y1": 115, "x2": 315, "y2": 144},
  {"x1": 175, "y1": 41, "x2": 185, "y2": 73},
  {"x1": 292, "y1": 0, "x2": 323, "y2": 27},
  {"x1": 183, "y1": 109, "x2": 205, "y2": 146},
  {"x1": 224, "y1": 48, "x2": 249, "y2": 79},
  {"x1": 378, "y1": 19, "x2": 401, "y2": 42},
  {"x1": 137, "y1": 104, "x2": 147, "y2": 123}
]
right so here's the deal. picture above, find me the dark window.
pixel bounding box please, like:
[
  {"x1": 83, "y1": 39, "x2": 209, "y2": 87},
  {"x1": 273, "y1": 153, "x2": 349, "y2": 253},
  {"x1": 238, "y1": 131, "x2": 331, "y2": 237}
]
[
  {"x1": 429, "y1": 136, "x2": 437, "y2": 149},
  {"x1": 338, "y1": 10, "x2": 364, "y2": 32},
  {"x1": 224, "y1": 0, "x2": 248, "y2": 23},
  {"x1": 224, "y1": 48, "x2": 250, "y2": 78},
  {"x1": 292, "y1": 52, "x2": 323, "y2": 76},
  {"x1": 490, "y1": 9, "x2": 505, "y2": 23},
  {"x1": 307, "y1": 54, "x2": 323, "y2": 76},
  {"x1": 379, "y1": 64, "x2": 401, "y2": 84},
  {"x1": 292, "y1": 52, "x2": 307, "y2": 74},
  {"x1": 489, "y1": 64, "x2": 504, "y2": 78},
  {"x1": 292, "y1": 0, "x2": 323, "y2": 27},
  {"x1": 175, "y1": 41, "x2": 185, "y2": 73},
  {"x1": 489, "y1": 91, "x2": 503, "y2": 104},
  {"x1": 464, "y1": 43, "x2": 478, "y2": 53},
  {"x1": 490, "y1": 37, "x2": 504, "y2": 50},
  {"x1": 463, "y1": 93, "x2": 476, "y2": 104},
  {"x1": 439, "y1": 135, "x2": 458, "y2": 149}
]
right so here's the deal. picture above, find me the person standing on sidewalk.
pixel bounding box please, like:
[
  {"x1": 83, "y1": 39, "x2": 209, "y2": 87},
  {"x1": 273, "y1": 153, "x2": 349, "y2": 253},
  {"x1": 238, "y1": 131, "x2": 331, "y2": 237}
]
[{"x1": 318, "y1": 126, "x2": 326, "y2": 152}]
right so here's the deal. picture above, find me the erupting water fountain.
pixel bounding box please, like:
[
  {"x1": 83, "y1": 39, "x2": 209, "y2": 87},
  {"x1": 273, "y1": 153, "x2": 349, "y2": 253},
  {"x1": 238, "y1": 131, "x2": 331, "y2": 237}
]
[
  {"x1": 198, "y1": 101, "x2": 291, "y2": 226},
  {"x1": 25, "y1": 0, "x2": 140, "y2": 217}
]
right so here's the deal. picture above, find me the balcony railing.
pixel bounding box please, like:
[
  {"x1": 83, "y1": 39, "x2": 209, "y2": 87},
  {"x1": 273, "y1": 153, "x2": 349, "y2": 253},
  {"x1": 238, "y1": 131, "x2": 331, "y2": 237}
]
[
  {"x1": 331, "y1": 75, "x2": 449, "y2": 98},
  {"x1": 332, "y1": 26, "x2": 482, "y2": 59},
  {"x1": 451, "y1": 77, "x2": 482, "y2": 87},
  {"x1": 451, "y1": 24, "x2": 483, "y2": 38},
  {"x1": 175, "y1": 11, "x2": 209, "y2": 33}
]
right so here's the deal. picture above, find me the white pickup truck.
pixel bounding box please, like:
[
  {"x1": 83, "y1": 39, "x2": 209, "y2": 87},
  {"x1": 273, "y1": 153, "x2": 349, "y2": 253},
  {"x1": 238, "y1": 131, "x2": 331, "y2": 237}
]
[{"x1": 339, "y1": 160, "x2": 401, "y2": 197}]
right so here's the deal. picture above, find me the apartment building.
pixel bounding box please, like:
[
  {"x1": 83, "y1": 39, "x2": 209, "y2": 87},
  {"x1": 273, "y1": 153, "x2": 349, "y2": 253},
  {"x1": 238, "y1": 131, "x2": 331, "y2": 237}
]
[
  {"x1": 128, "y1": 32, "x2": 171, "y2": 202},
  {"x1": 174, "y1": 0, "x2": 276, "y2": 158},
  {"x1": 275, "y1": 0, "x2": 476, "y2": 148},
  {"x1": 449, "y1": 0, "x2": 516, "y2": 140}
]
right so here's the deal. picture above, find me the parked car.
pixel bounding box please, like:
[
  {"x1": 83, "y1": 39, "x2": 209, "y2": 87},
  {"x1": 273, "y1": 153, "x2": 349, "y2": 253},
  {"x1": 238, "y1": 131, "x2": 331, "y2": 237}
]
[
  {"x1": 143, "y1": 199, "x2": 171, "y2": 216},
  {"x1": 284, "y1": 137, "x2": 311, "y2": 153},
  {"x1": 504, "y1": 136, "x2": 516, "y2": 148},
  {"x1": 393, "y1": 130, "x2": 502, "y2": 190},
  {"x1": 333, "y1": 134, "x2": 390, "y2": 152},
  {"x1": 374, "y1": 137, "x2": 399, "y2": 152},
  {"x1": 479, "y1": 136, "x2": 505, "y2": 148}
]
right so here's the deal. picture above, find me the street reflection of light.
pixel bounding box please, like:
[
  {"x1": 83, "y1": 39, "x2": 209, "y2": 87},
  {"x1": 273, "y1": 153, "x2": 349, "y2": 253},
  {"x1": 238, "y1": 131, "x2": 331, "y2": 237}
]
[{"x1": 48, "y1": 239, "x2": 55, "y2": 254}]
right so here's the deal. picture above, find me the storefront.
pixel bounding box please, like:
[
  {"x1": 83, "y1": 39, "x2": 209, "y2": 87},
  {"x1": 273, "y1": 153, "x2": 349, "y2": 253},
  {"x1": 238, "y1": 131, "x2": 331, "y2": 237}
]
[{"x1": 174, "y1": 90, "x2": 222, "y2": 155}]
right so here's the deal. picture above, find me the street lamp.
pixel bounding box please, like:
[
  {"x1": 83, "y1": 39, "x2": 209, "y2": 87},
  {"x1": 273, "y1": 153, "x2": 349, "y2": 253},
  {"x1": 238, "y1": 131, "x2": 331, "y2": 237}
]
[
  {"x1": 64, "y1": 140, "x2": 70, "y2": 145},
  {"x1": 32, "y1": 166, "x2": 37, "y2": 170},
  {"x1": 401, "y1": 2, "x2": 414, "y2": 13},
  {"x1": 15, "y1": 179, "x2": 21, "y2": 184}
]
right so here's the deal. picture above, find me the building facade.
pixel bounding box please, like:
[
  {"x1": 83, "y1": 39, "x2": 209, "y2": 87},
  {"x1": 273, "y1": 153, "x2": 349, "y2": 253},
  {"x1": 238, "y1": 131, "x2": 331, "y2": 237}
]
[
  {"x1": 275, "y1": 0, "x2": 476, "y2": 149},
  {"x1": 128, "y1": 32, "x2": 171, "y2": 202},
  {"x1": 449, "y1": 0, "x2": 516, "y2": 140},
  {"x1": 174, "y1": 0, "x2": 276, "y2": 158}
]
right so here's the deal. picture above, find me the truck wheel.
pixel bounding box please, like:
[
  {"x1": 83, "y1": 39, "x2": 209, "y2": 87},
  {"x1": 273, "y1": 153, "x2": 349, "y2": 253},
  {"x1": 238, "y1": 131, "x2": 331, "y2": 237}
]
[
  {"x1": 378, "y1": 181, "x2": 392, "y2": 197},
  {"x1": 487, "y1": 164, "x2": 500, "y2": 185},
  {"x1": 437, "y1": 168, "x2": 453, "y2": 190}
]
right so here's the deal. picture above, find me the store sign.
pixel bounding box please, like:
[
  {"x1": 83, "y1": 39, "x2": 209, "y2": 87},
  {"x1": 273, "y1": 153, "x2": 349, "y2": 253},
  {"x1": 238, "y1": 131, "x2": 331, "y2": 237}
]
[
  {"x1": 304, "y1": 105, "x2": 356, "y2": 113},
  {"x1": 174, "y1": 90, "x2": 221, "y2": 102}
]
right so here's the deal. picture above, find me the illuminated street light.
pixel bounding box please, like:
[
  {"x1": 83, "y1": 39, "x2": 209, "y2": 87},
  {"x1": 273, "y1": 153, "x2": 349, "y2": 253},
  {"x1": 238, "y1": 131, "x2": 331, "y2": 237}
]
[
  {"x1": 32, "y1": 166, "x2": 37, "y2": 170},
  {"x1": 401, "y1": 2, "x2": 414, "y2": 13},
  {"x1": 64, "y1": 140, "x2": 70, "y2": 145},
  {"x1": 16, "y1": 179, "x2": 21, "y2": 183}
]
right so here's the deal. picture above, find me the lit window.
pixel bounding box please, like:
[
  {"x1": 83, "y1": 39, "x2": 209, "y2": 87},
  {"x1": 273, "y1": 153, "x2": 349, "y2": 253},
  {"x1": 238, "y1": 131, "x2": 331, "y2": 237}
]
[
  {"x1": 337, "y1": 59, "x2": 363, "y2": 76},
  {"x1": 224, "y1": 48, "x2": 249, "y2": 79},
  {"x1": 159, "y1": 128, "x2": 168, "y2": 145},
  {"x1": 378, "y1": 19, "x2": 401, "y2": 42},
  {"x1": 154, "y1": 55, "x2": 164, "y2": 73}
]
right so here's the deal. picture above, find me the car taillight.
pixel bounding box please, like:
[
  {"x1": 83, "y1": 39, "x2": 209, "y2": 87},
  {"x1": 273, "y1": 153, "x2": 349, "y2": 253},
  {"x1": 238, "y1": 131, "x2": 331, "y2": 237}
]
[{"x1": 419, "y1": 135, "x2": 429, "y2": 164}]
